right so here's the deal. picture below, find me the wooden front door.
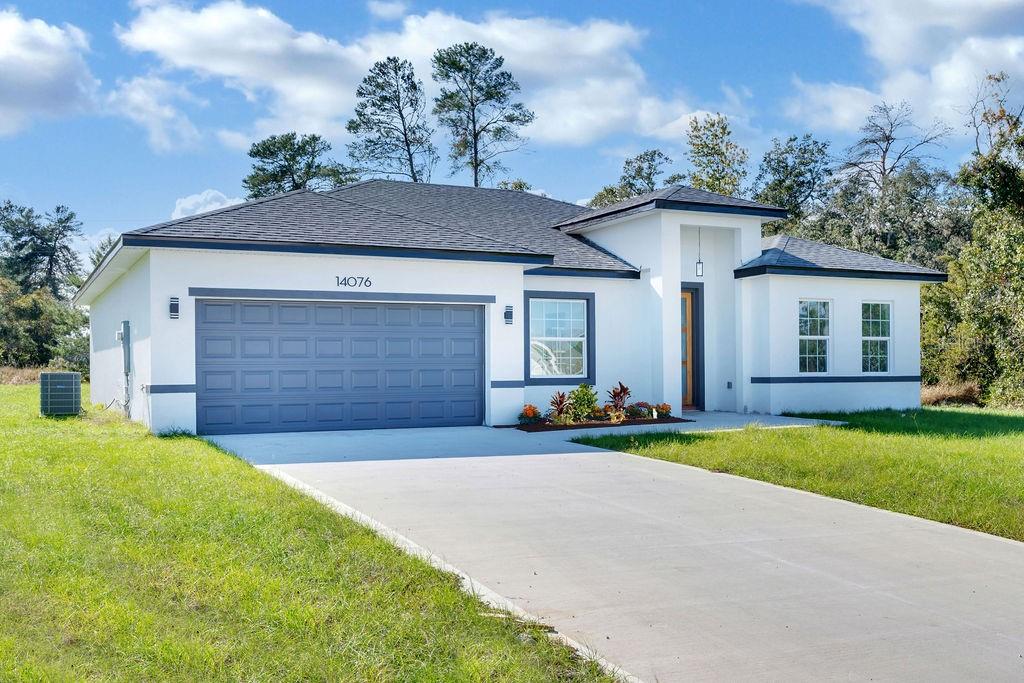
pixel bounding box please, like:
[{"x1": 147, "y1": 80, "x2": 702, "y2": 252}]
[{"x1": 680, "y1": 290, "x2": 694, "y2": 409}]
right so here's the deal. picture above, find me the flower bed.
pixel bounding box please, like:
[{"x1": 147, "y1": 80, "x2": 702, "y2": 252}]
[
  {"x1": 514, "y1": 415, "x2": 691, "y2": 432},
  {"x1": 511, "y1": 382, "x2": 691, "y2": 432}
]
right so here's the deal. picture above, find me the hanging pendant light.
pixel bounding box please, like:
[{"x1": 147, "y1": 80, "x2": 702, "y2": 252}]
[{"x1": 695, "y1": 226, "x2": 704, "y2": 277}]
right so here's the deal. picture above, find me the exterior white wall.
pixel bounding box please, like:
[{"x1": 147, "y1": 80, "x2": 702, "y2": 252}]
[
  {"x1": 741, "y1": 274, "x2": 923, "y2": 414},
  {"x1": 522, "y1": 274, "x2": 650, "y2": 409},
  {"x1": 85, "y1": 213, "x2": 930, "y2": 432},
  {"x1": 141, "y1": 248, "x2": 527, "y2": 431},
  {"x1": 87, "y1": 252, "x2": 152, "y2": 424},
  {"x1": 581, "y1": 209, "x2": 766, "y2": 413}
]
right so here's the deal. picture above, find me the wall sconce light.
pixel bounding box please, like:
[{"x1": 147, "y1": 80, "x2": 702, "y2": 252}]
[
  {"x1": 504, "y1": 305, "x2": 513, "y2": 325},
  {"x1": 695, "y1": 227, "x2": 704, "y2": 277},
  {"x1": 169, "y1": 297, "x2": 180, "y2": 319}
]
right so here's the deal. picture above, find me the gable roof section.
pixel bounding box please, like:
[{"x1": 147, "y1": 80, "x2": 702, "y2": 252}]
[
  {"x1": 328, "y1": 179, "x2": 637, "y2": 274},
  {"x1": 735, "y1": 235, "x2": 947, "y2": 282},
  {"x1": 122, "y1": 189, "x2": 553, "y2": 264},
  {"x1": 556, "y1": 185, "x2": 788, "y2": 232}
]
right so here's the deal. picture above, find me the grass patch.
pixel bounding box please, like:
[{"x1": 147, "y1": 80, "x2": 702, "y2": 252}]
[
  {"x1": 0, "y1": 385, "x2": 612, "y2": 681},
  {"x1": 577, "y1": 407, "x2": 1024, "y2": 542}
]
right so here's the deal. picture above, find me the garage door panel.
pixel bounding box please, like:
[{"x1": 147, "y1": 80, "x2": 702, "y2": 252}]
[{"x1": 196, "y1": 300, "x2": 485, "y2": 434}]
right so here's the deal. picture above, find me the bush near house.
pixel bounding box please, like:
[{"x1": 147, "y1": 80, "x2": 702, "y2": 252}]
[{"x1": 921, "y1": 382, "x2": 982, "y2": 406}]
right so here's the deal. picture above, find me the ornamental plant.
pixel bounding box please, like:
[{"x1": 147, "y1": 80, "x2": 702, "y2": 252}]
[
  {"x1": 549, "y1": 391, "x2": 573, "y2": 425},
  {"x1": 626, "y1": 397, "x2": 651, "y2": 419},
  {"x1": 518, "y1": 404, "x2": 542, "y2": 424},
  {"x1": 607, "y1": 382, "x2": 631, "y2": 411},
  {"x1": 654, "y1": 403, "x2": 672, "y2": 417},
  {"x1": 625, "y1": 402, "x2": 651, "y2": 420},
  {"x1": 603, "y1": 404, "x2": 625, "y2": 424},
  {"x1": 567, "y1": 383, "x2": 599, "y2": 422}
]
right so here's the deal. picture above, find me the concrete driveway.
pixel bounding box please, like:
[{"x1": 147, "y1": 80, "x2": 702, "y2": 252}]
[{"x1": 212, "y1": 420, "x2": 1024, "y2": 682}]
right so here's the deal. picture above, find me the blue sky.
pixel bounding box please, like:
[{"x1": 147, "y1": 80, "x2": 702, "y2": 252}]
[{"x1": 2, "y1": 0, "x2": 1022, "y2": 252}]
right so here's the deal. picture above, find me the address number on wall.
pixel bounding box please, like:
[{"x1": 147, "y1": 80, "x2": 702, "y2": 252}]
[{"x1": 336, "y1": 276, "x2": 372, "y2": 288}]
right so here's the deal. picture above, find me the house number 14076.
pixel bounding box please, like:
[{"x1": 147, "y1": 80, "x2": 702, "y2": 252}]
[{"x1": 336, "y1": 276, "x2": 372, "y2": 287}]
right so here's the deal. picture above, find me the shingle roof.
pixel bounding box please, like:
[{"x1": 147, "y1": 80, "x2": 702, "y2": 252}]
[
  {"x1": 125, "y1": 189, "x2": 550, "y2": 260},
  {"x1": 734, "y1": 234, "x2": 947, "y2": 281},
  {"x1": 556, "y1": 184, "x2": 788, "y2": 232},
  {"x1": 328, "y1": 180, "x2": 637, "y2": 272}
]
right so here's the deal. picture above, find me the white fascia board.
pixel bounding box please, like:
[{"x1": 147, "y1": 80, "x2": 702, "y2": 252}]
[{"x1": 72, "y1": 241, "x2": 148, "y2": 306}]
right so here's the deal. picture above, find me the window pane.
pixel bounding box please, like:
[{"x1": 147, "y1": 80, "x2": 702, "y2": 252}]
[
  {"x1": 799, "y1": 300, "x2": 829, "y2": 372},
  {"x1": 528, "y1": 298, "x2": 588, "y2": 377},
  {"x1": 861, "y1": 304, "x2": 891, "y2": 372}
]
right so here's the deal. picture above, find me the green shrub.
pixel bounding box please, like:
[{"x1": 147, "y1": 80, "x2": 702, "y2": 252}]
[{"x1": 567, "y1": 383, "x2": 599, "y2": 422}]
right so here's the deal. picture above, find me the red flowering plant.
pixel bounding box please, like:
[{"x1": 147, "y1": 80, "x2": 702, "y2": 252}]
[
  {"x1": 518, "y1": 404, "x2": 543, "y2": 424},
  {"x1": 549, "y1": 391, "x2": 573, "y2": 425},
  {"x1": 604, "y1": 382, "x2": 631, "y2": 423}
]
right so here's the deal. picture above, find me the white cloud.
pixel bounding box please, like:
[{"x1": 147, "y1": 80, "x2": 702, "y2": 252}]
[
  {"x1": 785, "y1": 78, "x2": 878, "y2": 131},
  {"x1": 115, "y1": 2, "x2": 709, "y2": 148},
  {"x1": 171, "y1": 189, "x2": 244, "y2": 219},
  {"x1": 107, "y1": 76, "x2": 201, "y2": 151},
  {"x1": 367, "y1": 0, "x2": 409, "y2": 21},
  {"x1": 0, "y1": 8, "x2": 98, "y2": 135},
  {"x1": 789, "y1": 0, "x2": 1024, "y2": 133}
]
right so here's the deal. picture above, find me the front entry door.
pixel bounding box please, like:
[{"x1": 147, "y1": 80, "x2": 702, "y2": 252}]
[{"x1": 680, "y1": 290, "x2": 695, "y2": 409}]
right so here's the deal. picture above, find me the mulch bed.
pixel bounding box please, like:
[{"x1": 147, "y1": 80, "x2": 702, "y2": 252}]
[{"x1": 509, "y1": 416, "x2": 692, "y2": 432}]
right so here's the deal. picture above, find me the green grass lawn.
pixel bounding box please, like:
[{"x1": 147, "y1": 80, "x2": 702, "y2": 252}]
[
  {"x1": 0, "y1": 384, "x2": 611, "y2": 682},
  {"x1": 578, "y1": 407, "x2": 1024, "y2": 542}
]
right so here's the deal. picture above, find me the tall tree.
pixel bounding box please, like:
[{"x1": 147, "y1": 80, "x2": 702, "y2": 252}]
[
  {"x1": 588, "y1": 149, "x2": 674, "y2": 208},
  {"x1": 808, "y1": 162, "x2": 972, "y2": 268},
  {"x1": 89, "y1": 234, "x2": 119, "y2": 269},
  {"x1": 496, "y1": 178, "x2": 534, "y2": 192},
  {"x1": 957, "y1": 72, "x2": 1024, "y2": 215},
  {"x1": 346, "y1": 57, "x2": 438, "y2": 183},
  {"x1": 243, "y1": 133, "x2": 359, "y2": 198},
  {"x1": 431, "y1": 42, "x2": 535, "y2": 187},
  {"x1": 752, "y1": 134, "x2": 832, "y2": 234},
  {"x1": 842, "y1": 101, "x2": 949, "y2": 191},
  {"x1": 1, "y1": 201, "x2": 83, "y2": 298},
  {"x1": 683, "y1": 113, "x2": 748, "y2": 196}
]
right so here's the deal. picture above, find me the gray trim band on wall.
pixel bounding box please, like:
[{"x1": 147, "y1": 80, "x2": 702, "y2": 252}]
[
  {"x1": 147, "y1": 384, "x2": 197, "y2": 394},
  {"x1": 491, "y1": 380, "x2": 526, "y2": 388},
  {"x1": 734, "y1": 265, "x2": 947, "y2": 282},
  {"x1": 750, "y1": 375, "x2": 921, "y2": 384},
  {"x1": 188, "y1": 288, "x2": 497, "y2": 304},
  {"x1": 122, "y1": 235, "x2": 554, "y2": 266},
  {"x1": 523, "y1": 289, "x2": 597, "y2": 387}
]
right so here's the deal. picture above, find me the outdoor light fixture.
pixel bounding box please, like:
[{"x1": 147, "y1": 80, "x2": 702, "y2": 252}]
[
  {"x1": 169, "y1": 296, "x2": 180, "y2": 319},
  {"x1": 695, "y1": 227, "x2": 704, "y2": 277},
  {"x1": 504, "y1": 305, "x2": 514, "y2": 325}
]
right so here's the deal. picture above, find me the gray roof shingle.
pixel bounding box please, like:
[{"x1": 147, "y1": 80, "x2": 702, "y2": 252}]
[
  {"x1": 735, "y1": 234, "x2": 947, "y2": 281},
  {"x1": 556, "y1": 184, "x2": 788, "y2": 232},
  {"x1": 328, "y1": 180, "x2": 637, "y2": 272},
  {"x1": 125, "y1": 189, "x2": 550, "y2": 259}
]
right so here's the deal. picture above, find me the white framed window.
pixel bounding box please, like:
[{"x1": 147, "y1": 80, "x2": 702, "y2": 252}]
[
  {"x1": 529, "y1": 298, "x2": 588, "y2": 378},
  {"x1": 798, "y1": 299, "x2": 830, "y2": 373},
  {"x1": 862, "y1": 302, "x2": 891, "y2": 373}
]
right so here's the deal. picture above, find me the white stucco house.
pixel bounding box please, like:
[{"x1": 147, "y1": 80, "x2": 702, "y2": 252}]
[{"x1": 74, "y1": 180, "x2": 946, "y2": 435}]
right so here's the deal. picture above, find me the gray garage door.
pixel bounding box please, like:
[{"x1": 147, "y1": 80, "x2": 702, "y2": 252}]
[{"x1": 195, "y1": 299, "x2": 484, "y2": 435}]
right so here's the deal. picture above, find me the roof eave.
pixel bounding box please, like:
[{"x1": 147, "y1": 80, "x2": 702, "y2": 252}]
[
  {"x1": 559, "y1": 198, "x2": 788, "y2": 233},
  {"x1": 733, "y1": 264, "x2": 948, "y2": 282},
  {"x1": 524, "y1": 266, "x2": 642, "y2": 279},
  {"x1": 120, "y1": 235, "x2": 555, "y2": 266}
]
